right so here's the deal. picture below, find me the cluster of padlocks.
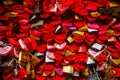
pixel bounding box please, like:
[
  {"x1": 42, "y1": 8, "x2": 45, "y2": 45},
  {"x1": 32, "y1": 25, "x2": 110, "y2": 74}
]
[{"x1": 0, "y1": 0, "x2": 120, "y2": 80}]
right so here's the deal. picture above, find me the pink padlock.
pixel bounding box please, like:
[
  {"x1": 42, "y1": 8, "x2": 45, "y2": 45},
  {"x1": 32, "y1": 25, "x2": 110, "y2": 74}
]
[
  {"x1": 47, "y1": 44, "x2": 56, "y2": 50},
  {"x1": 55, "y1": 68, "x2": 63, "y2": 76},
  {"x1": 112, "y1": 23, "x2": 120, "y2": 29},
  {"x1": 97, "y1": 63, "x2": 105, "y2": 71},
  {"x1": 13, "y1": 47, "x2": 19, "y2": 58},
  {"x1": 87, "y1": 23, "x2": 99, "y2": 29},
  {"x1": 18, "y1": 20, "x2": 29, "y2": 26},
  {"x1": 98, "y1": 30, "x2": 107, "y2": 35},
  {"x1": 46, "y1": 50, "x2": 55, "y2": 60},
  {"x1": 0, "y1": 44, "x2": 13, "y2": 56},
  {"x1": 54, "y1": 42, "x2": 67, "y2": 50},
  {"x1": 0, "y1": 41, "x2": 3, "y2": 45},
  {"x1": 18, "y1": 39, "x2": 28, "y2": 51}
]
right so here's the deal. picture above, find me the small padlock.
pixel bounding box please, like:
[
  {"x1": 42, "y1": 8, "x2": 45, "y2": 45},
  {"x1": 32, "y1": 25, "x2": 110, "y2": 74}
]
[
  {"x1": 13, "y1": 64, "x2": 21, "y2": 78},
  {"x1": 34, "y1": 3, "x2": 40, "y2": 13},
  {"x1": 105, "y1": 55, "x2": 117, "y2": 80},
  {"x1": 87, "y1": 68, "x2": 100, "y2": 80},
  {"x1": 31, "y1": 20, "x2": 44, "y2": 28}
]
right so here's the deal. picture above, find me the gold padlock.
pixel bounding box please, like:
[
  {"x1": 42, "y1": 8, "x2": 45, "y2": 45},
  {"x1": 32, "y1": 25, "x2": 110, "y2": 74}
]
[
  {"x1": 65, "y1": 50, "x2": 75, "y2": 57},
  {"x1": 26, "y1": 62, "x2": 31, "y2": 75},
  {"x1": 30, "y1": 35, "x2": 40, "y2": 40},
  {"x1": 3, "y1": 0, "x2": 13, "y2": 5},
  {"x1": 90, "y1": 11, "x2": 101, "y2": 17},
  {"x1": 67, "y1": 36, "x2": 74, "y2": 44},
  {"x1": 42, "y1": 71, "x2": 55, "y2": 76},
  {"x1": 75, "y1": 15, "x2": 80, "y2": 20},
  {"x1": 112, "y1": 58, "x2": 120, "y2": 66},
  {"x1": 5, "y1": 12, "x2": 18, "y2": 17},
  {"x1": 31, "y1": 69, "x2": 35, "y2": 79},
  {"x1": 23, "y1": 1, "x2": 28, "y2": 7},
  {"x1": 105, "y1": 65, "x2": 115, "y2": 80},
  {"x1": 110, "y1": 2, "x2": 120, "y2": 8},
  {"x1": 31, "y1": 55, "x2": 40, "y2": 67},
  {"x1": 82, "y1": 67, "x2": 90, "y2": 76},
  {"x1": 107, "y1": 29, "x2": 114, "y2": 36},
  {"x1": 19, "y1": 51, "x2": 30, "y2": 63},
  {"x1": 72, "y1": 31, "x2": 84, "y2": 37},
  {"x1": 78, "y1": 25, "x2": 88, "y2": 31},
  {"x1": 63, "y1": 65, "x2": 74, "y2": 74}
]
